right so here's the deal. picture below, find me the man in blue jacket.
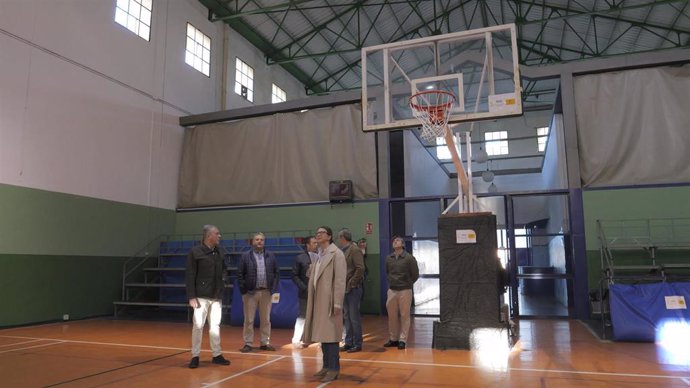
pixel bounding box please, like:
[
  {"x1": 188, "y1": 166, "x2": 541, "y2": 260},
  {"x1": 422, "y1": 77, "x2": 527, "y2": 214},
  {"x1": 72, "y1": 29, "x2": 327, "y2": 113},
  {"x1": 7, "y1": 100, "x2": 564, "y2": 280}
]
[
  {"x1": 186, "y1": 224, "x2": 231, "y2": 368},
  {"x1": 237, "y1": 232, "x2": 279, "y2": 353}
]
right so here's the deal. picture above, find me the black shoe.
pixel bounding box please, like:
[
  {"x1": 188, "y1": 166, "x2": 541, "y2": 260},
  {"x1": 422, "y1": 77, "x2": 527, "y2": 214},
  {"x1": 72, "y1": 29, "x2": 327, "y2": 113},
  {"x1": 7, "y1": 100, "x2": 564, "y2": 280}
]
[
  {"x1": 346, "y1": 346, "x2": 362, "y2": 353},
  {"x1": 397, "y1": 341, "x2": 406, "y2": 349},
  {"x1": 339, "y1": 344, "x2": 353, "y2": 352},
  {"x1": 212, "y1": 355, "x2": 230, "y2": 365},
  {"x1": 383, "y1": 340, "x2": 399, "y2": 347},
  {"x1": 188, "y1": 356, "x2": 199, "y2": 369},
  {"x1": 259, "y1": 344, "x2": 276, "y2": 351},
  {"x1": 240, "y1": 345, "x2": 252, "y2": 353}
]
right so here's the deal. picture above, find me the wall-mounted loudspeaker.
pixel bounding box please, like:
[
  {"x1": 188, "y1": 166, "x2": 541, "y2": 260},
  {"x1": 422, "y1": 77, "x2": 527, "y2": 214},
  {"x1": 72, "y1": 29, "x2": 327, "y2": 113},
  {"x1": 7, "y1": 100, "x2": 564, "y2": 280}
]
[{"x1": 329, "y1": 180, "x2": 353, "y2": 203}]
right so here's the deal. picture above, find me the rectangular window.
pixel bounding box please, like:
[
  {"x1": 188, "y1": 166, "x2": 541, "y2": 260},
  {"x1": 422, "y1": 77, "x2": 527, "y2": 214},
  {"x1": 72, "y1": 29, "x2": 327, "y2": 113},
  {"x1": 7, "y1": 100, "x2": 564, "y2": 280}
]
[
  {"x1": 435, "y1": 135, "x2": 460, "y2": 160},
  {"x1": 235, "y1": 58, "x2": 254, "y2": 102},
  {"x1": 485, "y1": 131, "x2": 508, "y2": 156},
  {"x1": 537, "y1": 126, "x2": 549, "y2": 152},
  {"x1": 185, "y1": 23, "x2": 211, "y2": 77},
  {"x1": 114, "y1": 0, "x2": 152, "y2": 41},
  {"x1": 271, "y1": 84, "x2": 286, "y2": 103},
  {"x1": 497, "y1": 228, "x2": 529, "y2": 249}
]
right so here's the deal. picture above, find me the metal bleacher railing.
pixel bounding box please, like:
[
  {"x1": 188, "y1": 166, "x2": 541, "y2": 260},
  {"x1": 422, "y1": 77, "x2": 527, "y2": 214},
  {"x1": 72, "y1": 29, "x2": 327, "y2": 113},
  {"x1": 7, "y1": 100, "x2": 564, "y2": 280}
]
[
  {"x1": 595, "y1": 218, "x2": 690, "y2": 338},
  {"x1": 597, "y1": 218, "x2": 690, "y2": 283},
  {"x1": 114, "y1": 230, "x2": 310, "y2": 319}
]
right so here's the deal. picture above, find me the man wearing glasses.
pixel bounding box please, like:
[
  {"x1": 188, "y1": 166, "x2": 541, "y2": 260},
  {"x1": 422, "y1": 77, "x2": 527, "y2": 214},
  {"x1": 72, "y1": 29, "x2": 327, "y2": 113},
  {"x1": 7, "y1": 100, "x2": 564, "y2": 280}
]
[{"x1": 302, "y1": 226, "x2": 346, "y2": 383}]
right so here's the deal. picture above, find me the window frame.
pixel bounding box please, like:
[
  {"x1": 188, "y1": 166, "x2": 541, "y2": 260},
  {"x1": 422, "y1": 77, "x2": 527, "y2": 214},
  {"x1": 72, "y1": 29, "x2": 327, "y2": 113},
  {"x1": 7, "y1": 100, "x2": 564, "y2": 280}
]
[
  {"x1": 271, "y1": 83, "x2": 286, "y2": 104},
  {"x1": 484, "y1": 130, "x2": 509, "y2": 156},
  {"x1": 184, "y1": 23, "x2": 211, "y2": 77},
  {"x1": 537, "y1": 126, "x2": 549, "y2": 152},
  {"x1": 114, "y1": 0, "x2": 153, "y2": 41},
  {"x1": 235, "y1": 57, "x2": 254, "y2": 102}
]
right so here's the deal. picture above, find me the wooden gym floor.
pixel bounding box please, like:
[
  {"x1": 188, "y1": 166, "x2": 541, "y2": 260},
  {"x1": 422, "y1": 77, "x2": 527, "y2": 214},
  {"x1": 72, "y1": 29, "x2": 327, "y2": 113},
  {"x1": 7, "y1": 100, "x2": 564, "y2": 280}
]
[{"x1": 1, "y1": 315, "x2": 689, "y2": 387}]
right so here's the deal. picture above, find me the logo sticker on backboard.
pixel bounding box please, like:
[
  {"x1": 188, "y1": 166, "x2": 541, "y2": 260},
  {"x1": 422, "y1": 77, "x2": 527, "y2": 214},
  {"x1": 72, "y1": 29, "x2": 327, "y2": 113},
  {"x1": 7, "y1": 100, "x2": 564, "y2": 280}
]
[{"x1": 456, "y1": 230, "x2": 477, "y2": 244}]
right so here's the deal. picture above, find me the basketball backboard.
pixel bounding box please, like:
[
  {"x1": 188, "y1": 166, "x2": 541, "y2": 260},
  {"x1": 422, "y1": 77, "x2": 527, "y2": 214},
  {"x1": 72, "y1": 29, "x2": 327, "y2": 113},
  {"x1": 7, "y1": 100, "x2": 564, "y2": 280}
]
[{"x1": 361, "y1": 24, "x2": 522, "y2": 132}]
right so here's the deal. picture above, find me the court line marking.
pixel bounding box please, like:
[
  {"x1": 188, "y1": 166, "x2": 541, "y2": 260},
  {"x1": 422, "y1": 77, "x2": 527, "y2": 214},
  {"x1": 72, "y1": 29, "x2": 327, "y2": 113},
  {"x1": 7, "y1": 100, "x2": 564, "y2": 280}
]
[
  {"x1": 682, "y1": 377, "x2": 690, "y2": 386},
  {"x1": 1, "y1": 335, "x2": 688, "y2": 381},
  {"x1": 44, "y1": 350, "x2": 189, "y2": 388},
  {"x1": 0, "y1": 341, "x2": 64, "y2": 354},
  {"x1": 0, "y1": 335, "x2": 272, "y2": 358},
  {"x1": 0, "y1": 339, "x2": 44, "y2": 348},
  {"x1": 201, "y1": 356, "x2": 286, "y2": 387},
  {"x1": 0, "y1": 317, "x2": 101, "y2": 332}
]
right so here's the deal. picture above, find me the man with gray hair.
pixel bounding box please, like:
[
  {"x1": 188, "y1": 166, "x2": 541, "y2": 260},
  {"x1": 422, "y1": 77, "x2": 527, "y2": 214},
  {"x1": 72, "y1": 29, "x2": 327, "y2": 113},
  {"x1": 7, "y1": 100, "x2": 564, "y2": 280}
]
[
  {"x1": 237, "y1": 232, "x2": 279, "y2": 353},
  {"x1": 186, "y1": 225, "x2": 230, "y2": 368},
  {"x1": 337, "y1": 228, "x2": 365, "y2": 353}
]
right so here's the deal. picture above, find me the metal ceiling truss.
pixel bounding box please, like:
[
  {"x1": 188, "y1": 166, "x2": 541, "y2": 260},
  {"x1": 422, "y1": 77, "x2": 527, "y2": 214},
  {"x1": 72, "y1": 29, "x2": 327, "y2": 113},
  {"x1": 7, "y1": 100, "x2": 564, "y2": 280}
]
[{"x1": 201, "y1": 0, "x2": 690, "y2": 95}]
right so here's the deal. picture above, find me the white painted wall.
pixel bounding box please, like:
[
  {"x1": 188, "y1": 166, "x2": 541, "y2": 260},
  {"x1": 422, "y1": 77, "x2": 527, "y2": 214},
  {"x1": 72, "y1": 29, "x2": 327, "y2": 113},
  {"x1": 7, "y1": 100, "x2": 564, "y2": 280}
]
[
  {"x1": 0, "y1": 0, "x2": 223, "y2": 209},
  {"x1": 225, "y1": 26, "x2": 308, "y2": 109}
]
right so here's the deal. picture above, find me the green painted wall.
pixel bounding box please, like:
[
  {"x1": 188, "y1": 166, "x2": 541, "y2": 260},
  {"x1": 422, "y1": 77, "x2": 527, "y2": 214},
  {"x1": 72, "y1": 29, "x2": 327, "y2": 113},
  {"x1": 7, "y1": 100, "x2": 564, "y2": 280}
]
[
  {"x1": 175, "y1": 202, "x2": 383, "y2": 313},
  {"x1": 0, "y1": 255, "x2": 126, "y2": 327},
  {"x1": 0, "y1": 183, "x2": 175, "y2": 256},
  {"x1": 0, "y1": 183, "x2": 176, "y2": 326},
  {"x1": 582, "y1": 186, "x2": 690, "y2": 289}
]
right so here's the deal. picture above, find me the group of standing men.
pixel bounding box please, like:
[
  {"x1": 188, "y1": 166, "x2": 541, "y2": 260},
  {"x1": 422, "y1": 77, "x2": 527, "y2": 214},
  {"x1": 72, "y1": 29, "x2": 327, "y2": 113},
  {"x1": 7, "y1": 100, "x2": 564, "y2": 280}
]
[{"x1": 184, "y1": 224, "x2": 419, "y2": 383}]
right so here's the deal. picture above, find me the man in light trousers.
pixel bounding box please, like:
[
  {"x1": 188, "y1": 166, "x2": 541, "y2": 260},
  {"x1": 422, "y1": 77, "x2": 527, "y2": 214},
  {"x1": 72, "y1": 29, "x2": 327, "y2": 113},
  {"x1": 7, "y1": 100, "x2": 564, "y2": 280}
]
[
  {"x1": 383, "y1": 236, "x2": 419, "y2": 350},
  {"x1": 186, "y1": 224, "x2": 231, "y2": 368}
]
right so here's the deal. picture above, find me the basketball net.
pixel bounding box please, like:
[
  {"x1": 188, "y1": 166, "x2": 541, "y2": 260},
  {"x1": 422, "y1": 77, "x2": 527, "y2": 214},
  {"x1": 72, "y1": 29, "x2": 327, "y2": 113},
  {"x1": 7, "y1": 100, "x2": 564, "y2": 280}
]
[{"x1": 409, "y1": 90, "x2": 456, "y2": 143}]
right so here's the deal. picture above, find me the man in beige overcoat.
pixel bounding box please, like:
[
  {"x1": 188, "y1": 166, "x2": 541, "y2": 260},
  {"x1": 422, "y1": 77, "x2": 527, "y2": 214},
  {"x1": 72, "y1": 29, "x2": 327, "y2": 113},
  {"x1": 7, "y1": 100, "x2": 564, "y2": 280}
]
[{"x1": 302, "y1": 226, "x2": 346, "y2": 383}]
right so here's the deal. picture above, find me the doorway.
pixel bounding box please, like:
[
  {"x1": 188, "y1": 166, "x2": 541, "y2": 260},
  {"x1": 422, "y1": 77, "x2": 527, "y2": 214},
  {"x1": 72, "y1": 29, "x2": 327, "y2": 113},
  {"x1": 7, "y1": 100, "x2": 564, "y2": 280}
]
[{"x1": 389, "y1": 191, "x2": 574, "y2": 318}]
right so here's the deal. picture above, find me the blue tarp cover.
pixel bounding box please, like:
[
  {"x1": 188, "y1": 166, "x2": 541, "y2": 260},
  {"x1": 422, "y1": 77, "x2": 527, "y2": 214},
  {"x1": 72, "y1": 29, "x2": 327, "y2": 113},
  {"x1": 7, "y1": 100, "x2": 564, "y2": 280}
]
[{"x1": 610, "y1": 282, "x2": 690, "y2": 341}]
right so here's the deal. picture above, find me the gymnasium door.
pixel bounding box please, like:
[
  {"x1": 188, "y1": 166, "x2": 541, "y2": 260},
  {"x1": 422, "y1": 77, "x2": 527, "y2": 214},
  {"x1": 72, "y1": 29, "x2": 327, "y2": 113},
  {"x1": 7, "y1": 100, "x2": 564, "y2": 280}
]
[{"x1": 390, "y1": 192, "x2": 574, "y2": 318}]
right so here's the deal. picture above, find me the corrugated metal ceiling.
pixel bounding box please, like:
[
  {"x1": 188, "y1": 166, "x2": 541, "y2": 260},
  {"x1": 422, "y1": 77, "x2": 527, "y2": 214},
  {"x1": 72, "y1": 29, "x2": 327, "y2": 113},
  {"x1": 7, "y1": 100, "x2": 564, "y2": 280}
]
[{"x1": 200, "y1": 0, "x2": 689, "y2": 97}]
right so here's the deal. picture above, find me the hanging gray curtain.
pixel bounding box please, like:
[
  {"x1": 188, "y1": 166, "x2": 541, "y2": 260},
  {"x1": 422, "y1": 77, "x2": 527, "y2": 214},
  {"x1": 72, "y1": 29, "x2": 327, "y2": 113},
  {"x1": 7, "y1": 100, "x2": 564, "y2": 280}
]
[
  {"x1": 178, "y1": 104, "x2": 377, "y2": 207},
  {"x1": 574, "y1": 65, "x2": 690, "y2": 187}
]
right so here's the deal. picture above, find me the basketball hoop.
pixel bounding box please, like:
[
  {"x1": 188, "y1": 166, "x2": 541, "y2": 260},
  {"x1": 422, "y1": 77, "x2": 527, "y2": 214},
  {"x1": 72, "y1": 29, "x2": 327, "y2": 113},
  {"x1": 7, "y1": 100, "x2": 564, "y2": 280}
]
[{"x1": 409, "y1": 90, "x2": 456, "y2": 142}]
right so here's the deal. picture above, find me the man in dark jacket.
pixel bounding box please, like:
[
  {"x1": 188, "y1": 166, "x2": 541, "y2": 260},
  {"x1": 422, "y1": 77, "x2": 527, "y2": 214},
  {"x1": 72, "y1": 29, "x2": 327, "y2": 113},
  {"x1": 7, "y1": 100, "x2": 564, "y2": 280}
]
[
  {"x1": 338, "y1": 229, "x2": 365, "y2": 353},
  {"x1": 383, "y1": 236, "x2": 419, "y2": 350},
  {"x1": 291, "y1": 235, "x2": 318, "y2": 347},
  {"x1": 237, "y1": 232, "x2": 279, "y2": 353},
  {"x1": 185, "y1": 224, "x2": 231, "y2": 369}
]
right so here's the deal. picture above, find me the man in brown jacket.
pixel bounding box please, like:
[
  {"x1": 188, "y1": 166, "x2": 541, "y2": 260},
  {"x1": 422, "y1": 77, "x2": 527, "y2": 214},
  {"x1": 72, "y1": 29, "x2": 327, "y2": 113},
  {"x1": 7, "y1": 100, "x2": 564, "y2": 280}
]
[
  {"x1": 302, "y1": 226, "x2": 346, "y2": 383},
  {"x1": 337, "y1": 228, "x2": 365, "y2": 353}
]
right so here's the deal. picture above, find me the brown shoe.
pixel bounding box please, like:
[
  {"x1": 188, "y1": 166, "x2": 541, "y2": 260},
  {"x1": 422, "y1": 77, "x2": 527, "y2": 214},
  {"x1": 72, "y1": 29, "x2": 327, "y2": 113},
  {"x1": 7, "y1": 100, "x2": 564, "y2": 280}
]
[
  {"x1": 321, "y1": 370, "x2": 339, "y2": 382},
  {"x1": 313, "y1": 368, "x2": 328, "y2": 377}
]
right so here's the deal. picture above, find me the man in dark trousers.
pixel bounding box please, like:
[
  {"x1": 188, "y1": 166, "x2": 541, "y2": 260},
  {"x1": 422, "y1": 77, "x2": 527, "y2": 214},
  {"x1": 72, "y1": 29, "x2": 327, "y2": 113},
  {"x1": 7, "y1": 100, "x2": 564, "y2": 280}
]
[
  {"x1": 237, "y1": 232, "x2": 279, "y2": 353},
  {"x1": 291, "y1": 235, "x2": 318, "y2": 347},
  {"x1": 338, "y1": 229, "x2": 365, "y2": 353},
  {"x1": 185, "y1": 224, "x2": 231, "y2": 369}
]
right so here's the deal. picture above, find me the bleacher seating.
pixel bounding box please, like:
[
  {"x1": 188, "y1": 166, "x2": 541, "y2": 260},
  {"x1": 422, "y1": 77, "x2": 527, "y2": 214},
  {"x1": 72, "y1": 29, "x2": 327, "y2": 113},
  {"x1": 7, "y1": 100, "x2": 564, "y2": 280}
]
[
  {"x1": 595, "y1": 218, "x2": 690, "y2": 339},
  {"x1": 113, "y1": 231, "x2": 309, "y2": 321}
]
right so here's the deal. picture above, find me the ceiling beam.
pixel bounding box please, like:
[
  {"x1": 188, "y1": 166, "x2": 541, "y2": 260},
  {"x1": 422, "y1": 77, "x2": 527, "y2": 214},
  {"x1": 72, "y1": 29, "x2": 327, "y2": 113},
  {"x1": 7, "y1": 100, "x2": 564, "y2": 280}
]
[{"x1": 199, "y1": 0, "x2": 327, "y2": 93}]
